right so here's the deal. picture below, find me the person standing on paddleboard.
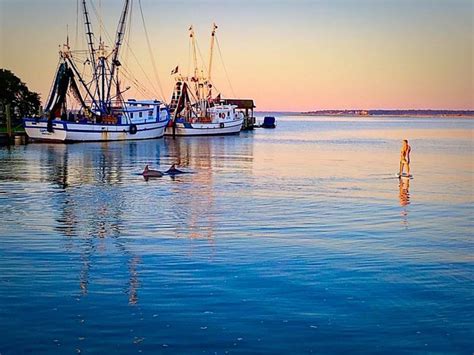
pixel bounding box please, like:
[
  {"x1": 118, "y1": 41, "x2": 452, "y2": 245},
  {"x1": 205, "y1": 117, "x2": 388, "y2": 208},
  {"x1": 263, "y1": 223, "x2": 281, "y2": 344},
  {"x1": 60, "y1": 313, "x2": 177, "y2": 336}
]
[{"x1": 399, "y1": 139, "x2": 411, "y2": 176}]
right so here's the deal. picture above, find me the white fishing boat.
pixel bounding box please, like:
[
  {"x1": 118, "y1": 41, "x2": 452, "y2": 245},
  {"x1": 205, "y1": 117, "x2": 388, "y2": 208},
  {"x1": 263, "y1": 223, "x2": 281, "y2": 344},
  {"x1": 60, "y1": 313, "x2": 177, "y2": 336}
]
[
  {"x1": 23, "y1": 0, "x2": 169, "y2": 142},
  {"x1": 165, "y1": 24, "x2": 243, "y2": 137}
]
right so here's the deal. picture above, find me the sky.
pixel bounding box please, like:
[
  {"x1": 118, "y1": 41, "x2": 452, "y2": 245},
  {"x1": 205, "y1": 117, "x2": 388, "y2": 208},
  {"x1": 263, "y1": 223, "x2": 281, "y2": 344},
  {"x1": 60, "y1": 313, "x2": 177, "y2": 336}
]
[{"x1": 0, "y1": 0, "x2": 472, "y2": 111}]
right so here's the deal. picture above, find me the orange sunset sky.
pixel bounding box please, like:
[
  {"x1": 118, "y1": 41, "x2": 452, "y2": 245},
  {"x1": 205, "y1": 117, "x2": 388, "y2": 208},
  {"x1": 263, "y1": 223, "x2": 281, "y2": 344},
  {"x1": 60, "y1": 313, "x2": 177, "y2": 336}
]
[{"x1": 0, "y1": 0, "x2": 472, "y2": 111}]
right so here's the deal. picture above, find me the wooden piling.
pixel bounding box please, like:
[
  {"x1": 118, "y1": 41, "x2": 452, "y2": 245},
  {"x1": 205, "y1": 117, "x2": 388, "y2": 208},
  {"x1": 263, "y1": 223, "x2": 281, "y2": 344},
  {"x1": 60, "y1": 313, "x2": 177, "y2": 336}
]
[{"x1": 5, "y1": 104, "x2": 12, "y2": 139}]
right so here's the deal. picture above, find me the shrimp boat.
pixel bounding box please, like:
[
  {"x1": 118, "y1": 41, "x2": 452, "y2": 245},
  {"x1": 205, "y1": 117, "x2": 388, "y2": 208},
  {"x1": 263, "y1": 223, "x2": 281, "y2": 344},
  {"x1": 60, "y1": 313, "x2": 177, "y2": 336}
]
[
  {"x1": 165, "y1": 24, "x2": 244, "y2": 137},
  {"x1": 23, "y1": 0, "x2": 169, "y2": 142}
]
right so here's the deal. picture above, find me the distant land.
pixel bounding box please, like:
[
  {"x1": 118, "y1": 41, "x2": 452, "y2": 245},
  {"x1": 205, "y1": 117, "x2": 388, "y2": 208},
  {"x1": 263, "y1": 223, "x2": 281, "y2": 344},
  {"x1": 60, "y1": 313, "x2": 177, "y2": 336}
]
[{"x1": 300, "y1": 109, "x2": 474, "y2": 117}]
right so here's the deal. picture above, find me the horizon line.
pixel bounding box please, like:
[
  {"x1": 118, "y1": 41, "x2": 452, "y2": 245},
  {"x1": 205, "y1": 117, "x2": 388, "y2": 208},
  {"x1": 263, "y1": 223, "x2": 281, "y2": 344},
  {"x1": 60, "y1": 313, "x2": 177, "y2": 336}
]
[{"x1": 256, "y1": 109, "x2": 474, "y2": 113}]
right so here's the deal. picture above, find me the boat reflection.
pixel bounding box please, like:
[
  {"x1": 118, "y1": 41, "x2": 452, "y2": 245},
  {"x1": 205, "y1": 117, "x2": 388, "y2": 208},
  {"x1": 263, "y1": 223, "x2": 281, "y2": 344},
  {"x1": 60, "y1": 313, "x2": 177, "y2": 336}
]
[
  {"x1": 127, "y1": 256, "x2": 141, "y2": 305},
  {"x1": 25, "y1": 142, "x2": 144, "y2": 304},
  {"x1": 9, "y1": 136, "x2": 254, "y2": 304},
  {"x1": 162, "y1": 135, "x2": 254, "y2": 240},
  {"x1": 164, "y1": 137, "x2": 218, "y2": 240}
]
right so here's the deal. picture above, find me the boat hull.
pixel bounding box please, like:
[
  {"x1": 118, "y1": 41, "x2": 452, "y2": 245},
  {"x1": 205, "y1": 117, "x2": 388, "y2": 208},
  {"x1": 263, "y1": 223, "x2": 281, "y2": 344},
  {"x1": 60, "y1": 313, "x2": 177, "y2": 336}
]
[
  {"x1": 23, "y1": 118, "x2": 169, "y2": 142},
  {"x1": 164, "y1": 119, "x2": 243, "y2": 136}
]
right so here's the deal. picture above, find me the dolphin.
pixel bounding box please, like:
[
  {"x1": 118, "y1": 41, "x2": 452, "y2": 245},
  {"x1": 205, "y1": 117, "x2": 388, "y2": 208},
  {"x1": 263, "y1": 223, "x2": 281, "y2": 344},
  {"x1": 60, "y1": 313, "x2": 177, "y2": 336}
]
[
  {"x1": 165, "y1": 164, "x2": 186, "y2": 175},
  {"x1": 142, "y1": 165, "x2": 163, "y2": 178}
]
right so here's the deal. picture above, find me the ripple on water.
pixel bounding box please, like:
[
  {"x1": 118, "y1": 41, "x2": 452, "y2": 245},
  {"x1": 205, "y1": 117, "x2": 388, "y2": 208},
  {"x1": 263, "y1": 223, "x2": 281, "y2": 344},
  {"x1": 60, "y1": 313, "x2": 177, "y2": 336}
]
[{"x1": 0, "y1": 117, "x2": 473, "y2": 353}]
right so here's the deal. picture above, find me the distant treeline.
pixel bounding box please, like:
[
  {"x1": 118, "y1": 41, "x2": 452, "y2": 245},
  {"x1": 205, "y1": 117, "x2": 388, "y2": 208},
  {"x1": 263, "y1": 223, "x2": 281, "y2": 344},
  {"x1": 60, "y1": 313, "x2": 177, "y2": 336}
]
[{"x1": 302, "y1": 110, "x2": 474, "y2": 116}]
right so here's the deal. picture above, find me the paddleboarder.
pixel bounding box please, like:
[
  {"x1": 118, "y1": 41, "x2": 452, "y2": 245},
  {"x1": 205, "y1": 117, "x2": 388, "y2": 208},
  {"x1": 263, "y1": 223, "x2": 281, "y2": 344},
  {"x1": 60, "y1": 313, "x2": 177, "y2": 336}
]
[{"x1": 399, "y1": 139, "x2": 411, "y2": 177}]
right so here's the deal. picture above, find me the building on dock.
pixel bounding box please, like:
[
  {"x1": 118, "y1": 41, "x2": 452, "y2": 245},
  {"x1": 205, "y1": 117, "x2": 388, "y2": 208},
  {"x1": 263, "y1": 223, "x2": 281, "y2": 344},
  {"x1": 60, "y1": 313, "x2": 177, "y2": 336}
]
[{"x1": 222, "y1": 99, "x2": 256, "y2": 130}]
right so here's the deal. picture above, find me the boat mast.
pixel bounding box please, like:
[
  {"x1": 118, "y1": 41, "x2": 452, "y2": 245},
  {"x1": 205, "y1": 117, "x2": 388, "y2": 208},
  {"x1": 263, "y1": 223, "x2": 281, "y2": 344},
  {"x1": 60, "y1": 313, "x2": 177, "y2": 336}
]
[
  {"x1": 208, "y1": 23, "x2": 217, "y2": 98},
  {"x1": 106, "y1": 0, "x2": 130, "y2": 111},
  {"x1": 98, "y1": 41, "x2": 106, "y2": 112},
  {"x1": 82, "y1": 0, "x2": 97, "y2": 79},
  {"x1": 189, "y1": 26, "x2": 200, "y2": 99},
  {"x1": 57, "y1": 19, "x2": 99, "y2": 113}
]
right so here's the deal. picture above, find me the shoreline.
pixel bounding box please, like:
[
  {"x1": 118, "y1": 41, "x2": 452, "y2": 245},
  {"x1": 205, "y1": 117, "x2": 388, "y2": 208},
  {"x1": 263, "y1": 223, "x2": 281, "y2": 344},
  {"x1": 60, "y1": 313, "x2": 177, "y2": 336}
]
[
  {"x1": 299, "y1": 113, "x2": 474, "y2": 118},
  {"x1": 255, "y1": 112, "x2": 474, "y2": 118}
]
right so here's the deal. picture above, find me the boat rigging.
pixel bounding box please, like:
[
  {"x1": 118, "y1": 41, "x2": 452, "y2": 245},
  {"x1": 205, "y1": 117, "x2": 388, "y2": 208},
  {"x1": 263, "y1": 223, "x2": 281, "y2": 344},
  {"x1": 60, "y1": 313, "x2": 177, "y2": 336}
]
[
  {"x1": 166, "y1": 24, "x2": 244, "y2": 136},
  {"x1": 23, "y1": 0, "x2": 169, "y2": 142}
]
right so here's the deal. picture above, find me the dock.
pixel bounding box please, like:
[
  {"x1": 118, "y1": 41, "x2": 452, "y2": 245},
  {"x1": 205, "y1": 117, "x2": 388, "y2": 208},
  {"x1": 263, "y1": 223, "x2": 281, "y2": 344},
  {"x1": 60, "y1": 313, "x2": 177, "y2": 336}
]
[
  {"x1": 0, "y1": 132, "x2": 27, "y2": 145},
  {"x1": 222, "y1": 99, "x2": 256, "y2": 130},
  {"x1": 0, "y1": 103, "x2": 28, "y2": 145}
]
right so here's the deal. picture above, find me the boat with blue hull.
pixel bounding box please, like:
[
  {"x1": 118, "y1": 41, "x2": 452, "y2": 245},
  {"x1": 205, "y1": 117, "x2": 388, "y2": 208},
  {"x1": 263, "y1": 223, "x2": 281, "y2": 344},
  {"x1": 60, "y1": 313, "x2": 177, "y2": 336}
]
[
  {"x1": 23, "y1": 0, "x2": 169, "y2": 142},
  {"x1": 24, "y1": 100, "x2": 169, "y2": 142}
]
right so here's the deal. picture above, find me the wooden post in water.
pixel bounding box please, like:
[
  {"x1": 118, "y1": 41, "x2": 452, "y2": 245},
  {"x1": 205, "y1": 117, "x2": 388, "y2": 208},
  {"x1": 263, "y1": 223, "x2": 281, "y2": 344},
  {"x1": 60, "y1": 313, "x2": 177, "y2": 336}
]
[{"x1": 5, "y1": 104, "x2": 12, "y2": 139}]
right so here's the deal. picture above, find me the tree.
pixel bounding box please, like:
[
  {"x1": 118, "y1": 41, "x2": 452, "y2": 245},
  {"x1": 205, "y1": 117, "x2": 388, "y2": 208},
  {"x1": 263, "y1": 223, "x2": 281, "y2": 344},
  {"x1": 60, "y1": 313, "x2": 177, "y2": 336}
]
[{"x1": 0, "y1": 69, "x2": 41, "y2": 123}]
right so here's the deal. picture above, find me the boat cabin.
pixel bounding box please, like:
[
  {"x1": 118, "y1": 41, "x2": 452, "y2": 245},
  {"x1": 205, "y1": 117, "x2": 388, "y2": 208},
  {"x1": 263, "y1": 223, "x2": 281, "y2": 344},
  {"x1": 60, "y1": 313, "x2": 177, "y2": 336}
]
[
  {"x1": 222, "y1": 99, "x2": 256, "y2": 130},
  {"x1": 122, "y1": 99, "x2": 167, "y2": 124}
]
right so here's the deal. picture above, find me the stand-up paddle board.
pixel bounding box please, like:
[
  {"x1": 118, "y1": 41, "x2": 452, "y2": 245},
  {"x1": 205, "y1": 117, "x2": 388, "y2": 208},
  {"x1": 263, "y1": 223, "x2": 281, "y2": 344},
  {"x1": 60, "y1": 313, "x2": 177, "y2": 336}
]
[{"x1": 397, "y1": 173, "x2": 413, "y2": 179}]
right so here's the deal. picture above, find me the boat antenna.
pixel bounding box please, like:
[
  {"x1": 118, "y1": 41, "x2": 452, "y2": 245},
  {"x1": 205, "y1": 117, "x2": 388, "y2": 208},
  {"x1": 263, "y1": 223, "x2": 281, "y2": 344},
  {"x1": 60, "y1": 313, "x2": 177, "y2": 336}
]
[
  {"x1": 66, "y1": 24, "x2": 70, "y2": 48},
  {"x1": 75, "y1": 0, "x2": 79, "y2": 47},
  {"x1": 106, "y1": 0, "x2": 131, "y2": 109},
  {"x1": 99, "y1": 0, "x2": 102, "y2": 40}
]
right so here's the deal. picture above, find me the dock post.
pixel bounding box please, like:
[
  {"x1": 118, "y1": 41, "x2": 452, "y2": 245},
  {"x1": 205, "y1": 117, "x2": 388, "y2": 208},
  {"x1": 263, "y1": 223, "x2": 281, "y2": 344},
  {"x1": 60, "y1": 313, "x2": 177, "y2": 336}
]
[{"x1": 6, "y1": 104, "x2": 12, "y2": 139}]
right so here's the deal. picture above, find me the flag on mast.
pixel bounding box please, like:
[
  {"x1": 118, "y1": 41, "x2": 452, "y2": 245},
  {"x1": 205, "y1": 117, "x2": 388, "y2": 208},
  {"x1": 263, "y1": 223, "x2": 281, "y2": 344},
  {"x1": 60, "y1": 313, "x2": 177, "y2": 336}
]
[{"x1": 170, "y1": 66, "x2": 179, "y2": 75}]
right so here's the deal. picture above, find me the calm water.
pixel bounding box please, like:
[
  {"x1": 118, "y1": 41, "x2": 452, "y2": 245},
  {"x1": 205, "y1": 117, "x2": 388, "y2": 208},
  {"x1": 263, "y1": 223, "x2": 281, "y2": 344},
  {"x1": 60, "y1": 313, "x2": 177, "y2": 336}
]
[{"x1": 0, "y1": 116, "x2": 473, "y2": 353}]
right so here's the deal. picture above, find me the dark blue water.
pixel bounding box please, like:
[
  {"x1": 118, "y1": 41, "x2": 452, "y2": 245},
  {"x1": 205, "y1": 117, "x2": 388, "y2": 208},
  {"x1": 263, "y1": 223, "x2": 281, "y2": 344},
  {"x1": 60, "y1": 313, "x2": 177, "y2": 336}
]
[{"x1": 0, "y1": 116, "x2": 473, "y2": 353}]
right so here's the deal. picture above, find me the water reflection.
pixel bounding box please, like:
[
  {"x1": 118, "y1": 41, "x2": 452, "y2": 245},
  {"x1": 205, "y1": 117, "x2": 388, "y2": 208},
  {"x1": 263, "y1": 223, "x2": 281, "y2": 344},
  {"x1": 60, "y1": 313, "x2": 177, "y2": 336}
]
[
  {"x1": 97, "y1": 142, "x2": 125, "y2": 184},
  {"x1": 44, "y1": 145, "x2": 69, "y2": 188},
  {"x1": 162, "y1": 136, "x2": 254, "y2": 240},
  {"x1": 22, "y1": 141, "x2": 155, "y2": 187},
  {"x1": 12, "y1": 137, "x2": 255, "y2": 303},
  {"x1": 399, "y1": 178, "x2": 411, "y2": 227},
  {"x1": 399, "y1": 178, "x2": 410, "y2": 207},
  {"x1": 1, "y1": 117, "x2": 473, "y2": 353},
  {"x1": 164, "y1": 138, "x2": 218, "y2": 240},
  {"x1": 79, "y1": 243, "x2": 92, "y2": 296},
  {"x1": 29, "y1": 142, "x2": 143, "y2": 303},
  {"x1": 127, "y1": 256, "x2": 141, "y2": 305}
]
